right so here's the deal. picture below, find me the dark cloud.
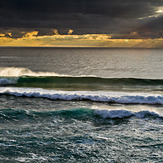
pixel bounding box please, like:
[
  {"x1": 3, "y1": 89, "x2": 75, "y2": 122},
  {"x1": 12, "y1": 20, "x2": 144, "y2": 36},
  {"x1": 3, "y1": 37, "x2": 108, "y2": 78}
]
[
  {"x1": 0, "y1": 0, "x2": 162, "y2": 38},
  {"x1": 0, "y1": 0, "x2": 160, "y2": 18},
  {"x1": 137, "y1": 16, "x2": 163, "y2": 38}
]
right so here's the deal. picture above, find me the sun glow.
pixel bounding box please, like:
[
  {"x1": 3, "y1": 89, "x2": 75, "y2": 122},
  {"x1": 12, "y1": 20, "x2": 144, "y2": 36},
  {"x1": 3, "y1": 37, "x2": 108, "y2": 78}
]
[{"x1": 156, "y1": 7, "x2": 163, "y2": 14}]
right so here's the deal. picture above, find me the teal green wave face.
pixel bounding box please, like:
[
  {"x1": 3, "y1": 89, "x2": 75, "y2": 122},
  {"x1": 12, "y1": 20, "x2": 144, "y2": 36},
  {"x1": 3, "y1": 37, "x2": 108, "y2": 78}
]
[{"x1": 1, "y1": 76, "x2": 163, "y2": 92}]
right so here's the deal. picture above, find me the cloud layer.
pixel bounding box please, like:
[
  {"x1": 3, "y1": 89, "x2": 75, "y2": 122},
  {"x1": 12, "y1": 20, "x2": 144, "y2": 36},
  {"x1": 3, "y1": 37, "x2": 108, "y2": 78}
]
[{"x1": 0, "y1": 32, "x2": 162, "y2": 48}]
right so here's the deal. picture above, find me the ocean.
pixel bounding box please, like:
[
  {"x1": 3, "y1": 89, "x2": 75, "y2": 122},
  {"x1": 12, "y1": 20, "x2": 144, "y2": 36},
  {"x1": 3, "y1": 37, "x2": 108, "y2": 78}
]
[{"x1": 0, "y1": 47, "x2": 163, "y2": 162}]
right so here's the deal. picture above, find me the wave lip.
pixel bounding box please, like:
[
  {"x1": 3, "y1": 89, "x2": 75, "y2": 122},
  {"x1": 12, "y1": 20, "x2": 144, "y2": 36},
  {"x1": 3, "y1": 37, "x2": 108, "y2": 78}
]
[
  {"x1": 0, "y1": 87, "x2": 163, "y2": 105},
  {"x1": 0, "y1": 67, "x2": 68, "y2": 77}
]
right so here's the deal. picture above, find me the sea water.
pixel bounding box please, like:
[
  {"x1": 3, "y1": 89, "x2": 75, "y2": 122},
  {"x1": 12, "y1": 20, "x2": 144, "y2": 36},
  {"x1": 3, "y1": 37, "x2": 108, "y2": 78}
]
[{"x1": 0, "y1": 47, "x2": 163, "y2": 162}]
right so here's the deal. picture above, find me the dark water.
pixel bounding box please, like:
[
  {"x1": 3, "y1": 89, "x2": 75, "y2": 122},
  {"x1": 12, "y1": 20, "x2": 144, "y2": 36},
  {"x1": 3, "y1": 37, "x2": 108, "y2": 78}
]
[
  {"x1": 0, "y1": 96, "x2": 163, "y2": 163},
  {"x1": 0, "y1": 48, "x2": 163, "y2": 162}
]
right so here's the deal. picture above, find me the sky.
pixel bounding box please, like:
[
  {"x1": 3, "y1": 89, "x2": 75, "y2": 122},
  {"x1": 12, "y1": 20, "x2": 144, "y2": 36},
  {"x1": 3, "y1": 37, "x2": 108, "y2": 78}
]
[{"x1": 0, "y1": 0, "x2": 163, "y2": 47}]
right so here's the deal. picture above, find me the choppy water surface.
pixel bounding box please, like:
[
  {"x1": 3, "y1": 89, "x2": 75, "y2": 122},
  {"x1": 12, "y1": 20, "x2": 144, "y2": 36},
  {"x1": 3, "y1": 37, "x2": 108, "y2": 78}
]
[{"x1": 0, "y1": 48, "x2": 163, "y2": 162}]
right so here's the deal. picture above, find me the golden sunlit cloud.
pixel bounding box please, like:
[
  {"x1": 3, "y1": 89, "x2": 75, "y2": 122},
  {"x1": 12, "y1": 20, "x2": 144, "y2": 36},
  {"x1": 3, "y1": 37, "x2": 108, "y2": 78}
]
[
  {"x1": 0, "y1": 31, "x2": 162, "y2": 48},
  {"x1": 68, "y1": 29, "x2": 74, "y2": 35},
  {"x1": 0, "y1": 34, "x2": 5, "y2": 37},
  {"x1": 53, "y1": 29, "x2": 59, "y2": 35},
  {"x1": 24, "y1": 31, "x2": 38, "y2": 38},
  {"x1": 8, "y1": 33, "x2": 12, "y2": 37}
]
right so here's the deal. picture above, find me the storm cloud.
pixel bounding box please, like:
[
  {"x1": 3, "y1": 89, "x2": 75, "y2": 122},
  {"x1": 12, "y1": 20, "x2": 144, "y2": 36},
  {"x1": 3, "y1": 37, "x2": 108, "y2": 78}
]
[{"x1": 0, "y1": 0, "x2": 162, "y2": 38}]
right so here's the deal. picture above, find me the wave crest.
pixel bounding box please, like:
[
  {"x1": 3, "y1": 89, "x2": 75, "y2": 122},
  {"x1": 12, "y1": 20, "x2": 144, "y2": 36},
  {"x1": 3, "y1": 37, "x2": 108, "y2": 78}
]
[
  {"x1": 0, "y1": 88, "x2": 163, "y2": 105},
  {"x1": 95, "y1": 109, "x2": 162, "y2": 119}
]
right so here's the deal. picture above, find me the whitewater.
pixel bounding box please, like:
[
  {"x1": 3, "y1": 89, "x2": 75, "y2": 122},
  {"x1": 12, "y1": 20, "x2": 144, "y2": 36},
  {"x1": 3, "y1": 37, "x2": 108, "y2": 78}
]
[{"x1": 0, "y1": 87, "x2": 163, "y2": 105}]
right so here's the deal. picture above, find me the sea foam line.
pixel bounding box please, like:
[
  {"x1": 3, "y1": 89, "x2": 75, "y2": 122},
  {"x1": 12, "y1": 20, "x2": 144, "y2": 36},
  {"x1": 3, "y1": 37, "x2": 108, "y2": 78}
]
[{"x1": 0, "y1": 87, "x2": 163, "y2": 105}]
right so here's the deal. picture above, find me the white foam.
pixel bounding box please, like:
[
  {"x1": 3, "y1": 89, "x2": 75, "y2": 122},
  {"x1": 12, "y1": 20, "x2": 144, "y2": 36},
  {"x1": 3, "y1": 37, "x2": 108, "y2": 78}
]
[
  {"x1": 0, "y1": 78, "x2": 16, "y2": 85},
  {"x1": 95, "y1": 110, "x2": 133, "y2": 118},
  {"x1": 0, "y1": 87, "x2": 163, "y2": 105},
  {"x1": 94, "y1": 109, "x2": 162, "y2": 119}
]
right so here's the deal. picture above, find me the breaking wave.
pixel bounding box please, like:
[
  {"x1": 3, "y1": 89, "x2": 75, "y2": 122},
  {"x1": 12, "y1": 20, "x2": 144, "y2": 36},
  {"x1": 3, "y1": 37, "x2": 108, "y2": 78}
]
[
  {"x1": 0, "y1": 68, "x2": 163, "y2": 92},
  {"x1": 0, "y1": 108, "x2": 162, "y2": 122},
  {"x1": 94, "y1": 109, "x2": 162, "y2": 119},
  {"x1": 0, "y1": 87, "x2": 163, "y2": 105},
  {"x1": 0, "y1": 67, "x2": 67, "y2": 77}
]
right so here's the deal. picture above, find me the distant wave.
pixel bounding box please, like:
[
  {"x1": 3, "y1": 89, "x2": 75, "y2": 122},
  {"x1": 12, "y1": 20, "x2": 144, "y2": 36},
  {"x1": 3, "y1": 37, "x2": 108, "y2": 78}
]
[
  {"x1": 0, "y1": 67, "x2": 163, "y2": 84},
  {"x1": 0, "y1": 87, "x2": 163, "y2": 105},
  {"x1": 1, "y1": 67, "x2": 163, "y2": 92},
  {"x1": 0, "y1": 75, "x2": 163, "y2": 90},
  {"x1": 15, "y1": 76, "x2": 163, "y2": 86},
  {"x1": 0, "y1": 108, "x2": 162, "y2": 123}
]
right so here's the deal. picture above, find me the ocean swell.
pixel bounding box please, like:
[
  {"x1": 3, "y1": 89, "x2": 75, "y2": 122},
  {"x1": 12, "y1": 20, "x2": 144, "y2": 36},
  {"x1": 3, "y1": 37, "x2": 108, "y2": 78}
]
[
  {"x1": 0, "y1": 108, "x2": 162, "y2": 122},
  {"x1": 0, "y1": 67, "x2": 163, "y2": 87}
]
